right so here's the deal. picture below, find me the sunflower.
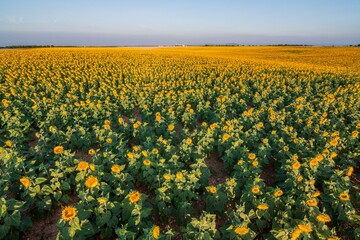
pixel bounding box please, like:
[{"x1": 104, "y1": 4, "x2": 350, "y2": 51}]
[
  {"x1": 54, "y1": 146, "x2": 64, "y2": 154},
  {"x1": 168, "y1": 124, "x2": 175, "y2": 131},
  {"x1": 207, "y1": 186, "x2": 217, "y2": 194},
  {"x1": 252, "y1": 187, "x2": 260, "y2": 194},
  {"x1": 339, "y1": 193, "x2": 350, "y2": 201},
  {"x1": 176, "y1": 172, "x2": 183, "y2": 180},
  {"x1": 222, "y1": 133, "x2": 230, "y2": 141},
  {"x1": 143, "y1": 159, "x2": 151, "y2": 166},
  {"x1": 292, "y1": 161, "x2": 301, "y2": 170},
  {"x1": 346, "y1": 166, "x2": 354, "y2": 177},
  {"x1": 306, "y1": 199, "x2": 317, "y2": 207},
  {"x1": 111, "y1": 165, "x2": 121, "y2": 173},
  {"x1": 248, "y1": 153, "x2": 256, "y2": 160},
  {"x1": 85, "y1": 176, "x2": 99, "y2": 188},
  {"x1": 152, "y1": 226, "x2": 160, "y2": 239},
  {"x1": 20, "y1": 177, "x2": 31, "y2": 188},
  {"x1": 186, "y1": 138, "x2": 192, "y2": 144},
  {"x1": 106, "y1": 138, "x2": 112, "y2": 143},
  {"x1": 128, "y1": 191, "x2": 141, "y2": 203},
  {"x1": 163, "y1": 173, "x2": 171, "y2": 181},
  {"x1": 234, "y1": 226, "x2": 249, "y2": 235},
  {"x1": 5, "y1": 140, "x2": 12, "y2": 147},
  {"x1": 309, "y1": 159, "x2": 319, "y2": 167},
  {"x1": 291, "y1": 228, "x2": 302, "y2": 240},
  {"x1": 316, "y1": 213, "x2": 331, "y2": 222},
  {"x1": 329, "y1": 139, "x2": 338, "y2": 146},
  {"x1": 257, "y1": 203, "x2": 269, "y2": 210},
  {"x1": 351, "y1": 131, "x2": 358, "y2": 138},
  {"x1": 61, "y1": 206, "x2": 77, "y2": 221},
  {"x1": 274, "y1": 189, "x2": 283, "y2": 197},
  {"x1": 88, "y1": 149, "x2": 95, "y2": 155},
  {"x1": 252, "y1": 161, "x2": 259, "y2": 167},
  {"x1": 298, "y1": 224, "x2": 312, "y2": 233},
  {"x1": 77, "y1": 161, "x2": 89, "y2": 171}
]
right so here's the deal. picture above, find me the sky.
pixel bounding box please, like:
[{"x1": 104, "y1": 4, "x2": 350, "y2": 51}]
[{"x1": 0, "y1": 0, "x2": 359, "y2": 46}]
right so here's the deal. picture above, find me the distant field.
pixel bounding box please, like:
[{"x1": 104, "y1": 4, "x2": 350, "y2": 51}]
[{"x1": 0, "y1": 47, "x2": 359, "y2": 239}]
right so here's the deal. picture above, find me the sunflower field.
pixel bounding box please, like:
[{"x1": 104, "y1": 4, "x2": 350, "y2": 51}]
[{"x1": 0, "y1": 47, "x2": 359, "y2": 239}]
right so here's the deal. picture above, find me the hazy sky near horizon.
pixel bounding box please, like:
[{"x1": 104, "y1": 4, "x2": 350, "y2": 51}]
[{"x1": 0, "y1": 0, "x2": 359, "y2": 46}]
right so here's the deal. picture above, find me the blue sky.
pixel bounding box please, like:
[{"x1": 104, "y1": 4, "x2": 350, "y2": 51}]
[{"x1": 0, "y1": 0, "x2": 359, "y2": 46}]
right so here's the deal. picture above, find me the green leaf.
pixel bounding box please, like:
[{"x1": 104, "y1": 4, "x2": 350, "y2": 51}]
[
  {"x1": 0, "y1": 225, "x2": 10, "y2": 239},
  {"x1": 19, "y1": 216, "x2": 32, "y2": 231},
  {"x1": 7, "y1": 199, "x2": 25, "y2": 211},
  {"x1": 42, "y1": 185, "x2": 54, "y2": 195},
  {"x1": 77, "y1": 209, "x2": 91, "y2": 220},
  {"x1": 35, "y1": 177, "x2": 48, "y2": 185},
  {"x1": 102, "y1": 211, "x2": 111, "y2": 223},
  {"x1": 61, "y1": 182, "x2": 71, "y2": 191},
  {"x1": 6, "y1": 210, "x2": 21, "y2": 226}
]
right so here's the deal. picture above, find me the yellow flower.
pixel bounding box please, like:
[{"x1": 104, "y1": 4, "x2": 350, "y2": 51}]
[
  {"x1": 252, "y1": 161, "x2": 259, "y2": 167},
  {"x1": 313, "y1": 191, "x2": 321, "y2": 197},
  {"x1": 248, "y1": 153, "x2": 256, "y2": 160},
  {"x1": 5, "y1": 140, "x2": 12, "y2": 147},
  {"x1": 89, "y1": 164, "x2": 95, "y2": 171},
  {"x1": 274, "y1": 189, "x2": 283, "y2": 197},
  {"x1": 258, "y1": 122, "x2": 264, "y2": 127},
  {"x1": 306, "y1": 199, "x2": 317, "y2": 207},
  {"x1": 315, "y1": 154, "x2": 324, "y2": 161},
  {"x1": 234, "y1": 226, "x2": 249, "y2": 235},
  {"x1": 128, "y1": 191, "x2": 141, "y2": 203},
  {"x1": 152, "y1": 148, "x2": 159, "y2": 155},
  {"x1": 252, "y1": 187, "x2": 260, "y2": 194},
  {"x1": 297, "y1": 176, "x2": 303, "y2": 182},
  {"x1": 88, "y1": 149, "x2": 95, "y2": 155},
  {"x1": 118, "y1": 117, "x2": 124, "y2": 124},
  {"x1": 237, "y1": 160, "x2": 243, "y2": 166},
  {"x1": 104, "y1": 120, "x2": 111, "y2": 125},
  {"x1": 309, "y1": 159, "x2": 319, "y2": 167},
  {"x1": 98, "y1": 198, "x2": 107, "y2": 204},
  {"x1": 163, "y1": 173, "x2": 171, "y2": 181},
  {"x1": 207, "y1": 186, "x2": 217, "y2": 194},
  {"x1": 330, "y1": 152, "x2": 337, "y2": 158},
  {"x1": 133, "y1": 121, "x2": 141, "y2": 129},
  {"x1": 283, "y1": 146, "x2": 289, "y2": 151},
  {"x1": 111, "y1": 164, "x2": 121, "y2": 173},
  {"x1": 257, "y1": 203, "x2": 268, "y2": 210},
  {"x1": 54, "y1": 145, "x2": 64, "y2": 154},
  {"x1": 346, "y1": 166, "x2": 354, "y2": 177},
  {"x1": 339, "y1": 192, "x2": 350, "y2": 201},
  {"x1": 176, "y1": 172, "x2": 183, "y2": 180},
  {"x1": 351, "y1": 131, "x2": 358, "y2": 138},
  {"x1": 168, "y1": 124, "x2": 175, "y2": 131},
  {"x1": 127, "y1": 152, "x2": 134, "y2": 159},
  {"x1": 77, "y1": 161, "x2": 89, "y2": 171},
  {"x1": 104, "y1": 124, "x2": 111, "y2": 130},
  {"x1": 20, "y1": 177, "x2": 31, "y2": 188},
  {"x1": 298, "y1": 224, "x2": 312, "y2": 233},
  {"x1": 106, "y1": 138, "x2": 112, "y2": 143},
  {"x1": 143, "y1": 159, "x2": 151, "y2": 166},
  {"x1": 316, "y1": 213, "x2": 331, "y2": 222},
  {"x1": 85, "y1": 176, "x2": 99, "y2": 188},
  {"x1": 222, "y1": 133, "x2": 230, "y2": 141},
  {"x1": 185, "y1": 138, "x2": 192, "y2": 144},
  {"x1": 291, "y1": 228, "x2": 302, "y2": 240},
  {"x1": 329, "y1": 139, "x2": 338, "y2": 146},
  {"x1": 61, "y1": 206, "x2": 77, "y2": 221},
  {"x1": 152, "y1": 225, "x2": 160, "y2": 239},
  {"x1": 292, "y1": 161, "x2": 301, "y2": 170}
]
